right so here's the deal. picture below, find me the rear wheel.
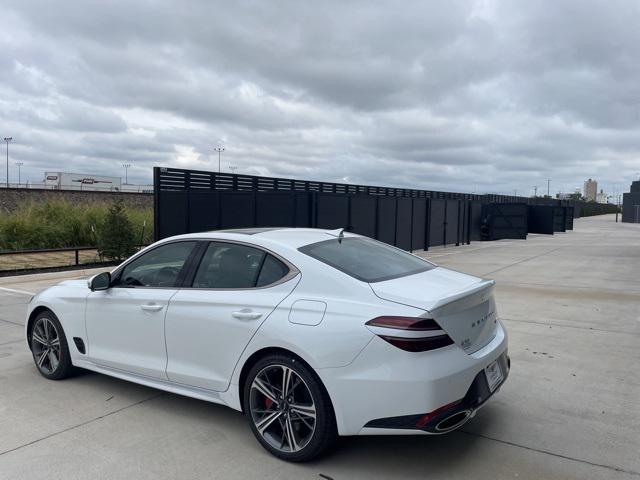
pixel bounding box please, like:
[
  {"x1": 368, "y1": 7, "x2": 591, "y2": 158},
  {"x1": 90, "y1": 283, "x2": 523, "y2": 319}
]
[
  {"x1": 29, "y1": 310, "x2": 74, "y2": 380},
  {"x1": 243, "y1": 354, "x2": 337, "y2": 462}
]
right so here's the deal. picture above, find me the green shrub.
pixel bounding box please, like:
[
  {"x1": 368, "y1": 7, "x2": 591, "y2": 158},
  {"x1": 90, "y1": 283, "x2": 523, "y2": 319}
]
[{"x1": 97, "y1": 199, "x2": 137, "y2": 261}]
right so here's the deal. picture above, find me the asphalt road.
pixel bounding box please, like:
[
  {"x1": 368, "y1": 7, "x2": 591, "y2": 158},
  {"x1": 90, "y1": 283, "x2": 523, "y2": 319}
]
[{"x1": 0, "y1": 214, "x2": 638, "y2": 479}]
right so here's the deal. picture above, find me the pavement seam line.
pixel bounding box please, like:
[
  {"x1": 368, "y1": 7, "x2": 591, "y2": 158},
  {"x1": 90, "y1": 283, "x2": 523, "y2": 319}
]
[
  {"x1": 0, "y1": 317, "x2": 23, "y2": 327},
  {"x1": 0, "y1": 393, "x2": 165, "y2": 457},
  {"x1": 0, "y1": 287, "x2": 36, "y2": 296},
  {"x1": 459, "y1": 430, "x2": 640, "y2": 477},
  {"x1": 482, "y1": 246, "x2": 564, "y2": 276},
  {"x1": 425, "y1": 244, "x2": 511, "y2": 258},
  {"x1": 501, "y1": 316, "x2": 640, "y2": 337},
  {"x1": 503, "y1": 281, "x2": 640, "y2": 294}
]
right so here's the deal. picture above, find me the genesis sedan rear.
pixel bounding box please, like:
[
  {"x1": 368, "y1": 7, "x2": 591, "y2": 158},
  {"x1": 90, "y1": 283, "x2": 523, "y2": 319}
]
[{"x1": 25, "y1": 228, "x2": 509, "y2": 461}]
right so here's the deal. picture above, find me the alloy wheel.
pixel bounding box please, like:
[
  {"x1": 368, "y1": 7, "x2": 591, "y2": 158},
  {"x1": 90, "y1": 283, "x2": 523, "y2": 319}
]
[
  {"x1": 249, "y1": 364, "x2": 317, "y2": 453},
  {"x1": 31, "y1": 316, "x2": 61, "y2": 375}
]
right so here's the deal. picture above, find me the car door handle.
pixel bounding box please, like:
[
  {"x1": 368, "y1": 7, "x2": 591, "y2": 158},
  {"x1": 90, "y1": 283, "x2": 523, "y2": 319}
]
[
  {"x1": 140, "y1": 303, "x2": 164, "y2": 312},
  {"x1": 232, "y1": 310, "x2": 263, "y2": 320}
]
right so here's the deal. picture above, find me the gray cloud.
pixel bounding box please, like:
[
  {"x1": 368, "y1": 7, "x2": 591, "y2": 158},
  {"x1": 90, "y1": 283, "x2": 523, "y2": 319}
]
[{"x1": 1, "y1": 0, "x2": 639, "y2": 196}]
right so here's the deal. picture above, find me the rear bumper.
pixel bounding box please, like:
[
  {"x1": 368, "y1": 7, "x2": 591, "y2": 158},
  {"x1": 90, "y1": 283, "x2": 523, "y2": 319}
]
[
  {"x1": 317, "y1": 320, "x2": 509, "y2": 436},
  {"x1": 363, "y1": 352, "x2": 510, "y2": 433}
]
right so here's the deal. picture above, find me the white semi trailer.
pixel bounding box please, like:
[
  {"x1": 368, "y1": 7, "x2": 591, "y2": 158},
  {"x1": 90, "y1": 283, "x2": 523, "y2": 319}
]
[{"x1": 44, "y1": 172, "x2": 122, "y2": 191}]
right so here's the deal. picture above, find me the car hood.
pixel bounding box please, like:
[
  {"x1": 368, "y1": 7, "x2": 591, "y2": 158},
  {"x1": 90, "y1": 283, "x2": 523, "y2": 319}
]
[{"x1": 57, "y1": 279, "x2": 91, "y2": 288}]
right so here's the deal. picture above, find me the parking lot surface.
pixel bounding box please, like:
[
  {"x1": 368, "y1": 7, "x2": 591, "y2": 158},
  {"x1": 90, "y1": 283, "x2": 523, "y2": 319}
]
[{"x1": 0, "y1": 214, "x2": 638, "y2": 480}]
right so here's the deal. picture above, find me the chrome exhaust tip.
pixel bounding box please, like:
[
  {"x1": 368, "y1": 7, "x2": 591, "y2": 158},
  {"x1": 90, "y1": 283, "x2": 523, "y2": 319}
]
[{"x1": 434, "y1": 409, "x2": 472, "y2": 432}]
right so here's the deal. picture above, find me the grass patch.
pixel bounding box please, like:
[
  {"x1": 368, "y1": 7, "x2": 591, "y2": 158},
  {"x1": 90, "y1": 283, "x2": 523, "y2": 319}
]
[{"x1": 0, "y1": 199, "x2": 153, "y2": 251}]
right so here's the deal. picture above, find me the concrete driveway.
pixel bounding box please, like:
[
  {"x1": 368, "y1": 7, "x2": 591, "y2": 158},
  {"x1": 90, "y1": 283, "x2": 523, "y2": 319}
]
[{"x1": 0, "y1": 214, "x2": 638, "y2": 479}]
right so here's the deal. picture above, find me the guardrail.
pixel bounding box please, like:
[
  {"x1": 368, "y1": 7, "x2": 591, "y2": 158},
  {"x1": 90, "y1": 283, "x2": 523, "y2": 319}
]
[
  {"x1": 0, "y1": 245, "x2": 148, "y2": 275},
  {"x1": 0, "y1": 183, "x2": 153, "y2": 193}
]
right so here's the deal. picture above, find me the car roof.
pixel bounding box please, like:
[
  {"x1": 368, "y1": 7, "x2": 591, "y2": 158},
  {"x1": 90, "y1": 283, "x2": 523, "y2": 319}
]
[
  {"x1": 162, "y1": 227, "x2": 361, "y2": 250},
  {"x1": 215, "y1": 227, "x2": 284, "y2": 235}
]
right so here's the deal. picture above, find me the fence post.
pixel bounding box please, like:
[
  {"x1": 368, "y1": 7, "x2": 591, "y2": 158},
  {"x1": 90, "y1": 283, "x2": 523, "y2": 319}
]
[
  {"x1": 409, "y1": 198, "x2": 415, "y2": 251},
  {"x1": 467, "y1": 201, "x2": 472, "y2": 244},
  {"x1": 393, "y1": 198, "x2": 398, "y2": 247},
  {"x1": 374, "y1": 196, "x2": 380, "y2": 240},
  {"x1": 443, "y1": 200, "x2": 448, "y2": 247},
  {"x1": 75, "y1": 249, "x2": 79, "y2": 266},
  {"x1": 425, "y1": 198, "x2": 430, "y2": 251},
  {"x1": 185, "y1": 171, "x2": 191, "y2": 233},
  {"x1": 310, "y1": 191, "x2": 318, "y2": 228},
  {"x1": 456, "y1": 200, "x2": 461, "y2": 246},
  {"x1": 153, "y1": 167, "x2": 160, "y2": 241}
]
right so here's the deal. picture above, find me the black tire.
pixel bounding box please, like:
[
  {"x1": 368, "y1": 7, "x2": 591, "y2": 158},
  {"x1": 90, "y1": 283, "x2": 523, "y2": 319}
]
[
  {"x1": 243, "y1": 353, "x2": 337, "y2": 462},
  {"x1": 29, "y1": 310, "x2": 75, "y2": 380}
]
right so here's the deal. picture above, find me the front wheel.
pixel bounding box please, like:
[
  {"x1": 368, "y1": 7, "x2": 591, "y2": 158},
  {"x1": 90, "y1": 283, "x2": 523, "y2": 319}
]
[
  {"x1": 29, "y1": 310, "x2": 74, "y2": 380},
  {"x1": 243, "y1": 354, "x2": 337, "y2": 462}
]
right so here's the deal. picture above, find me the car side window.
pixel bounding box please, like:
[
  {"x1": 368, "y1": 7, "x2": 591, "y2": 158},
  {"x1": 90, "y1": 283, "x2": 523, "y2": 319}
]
[
  {"x1": 191, "y1": 243, "x2": 291, "y2": 289},
  {"x1": 256, "y1": 255, "x2": 289, "y2": 287},
  {"x1": 192, "y1": 242, "x2": 266, "y2": 288},
  {"x1": 115, "y1": 241, "x2": 196, "y2": 288}
]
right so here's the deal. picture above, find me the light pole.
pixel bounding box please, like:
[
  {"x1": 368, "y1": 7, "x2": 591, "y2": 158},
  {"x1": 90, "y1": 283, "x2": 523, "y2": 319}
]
[
  {"x1": 122, "y1": 163, "x2": 131, "y2": 184},
  {"x1": 15, "y1": 161, "x2": 23, "y2": 185},
  {"x1": 3, "y1": 137, "x2": 11, "y2": 187},
  {"x1": 213, "y1": 145, "x2": 225, "y2": 173},
  {"x1": 546, "y1": 179, "x2": 551, "y2": 197},
  {"x1": 229, "y1": 165, "x2": 238, "y2": 175},
  {"x1": 533, "y1": 185, "x2": 538, "y2": 197}
]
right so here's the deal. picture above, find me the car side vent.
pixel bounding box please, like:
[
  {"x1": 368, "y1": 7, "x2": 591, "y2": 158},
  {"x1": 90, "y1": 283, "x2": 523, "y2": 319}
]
[{"x1": 73, "y1": 337, "x2": 86, "y2": 354}]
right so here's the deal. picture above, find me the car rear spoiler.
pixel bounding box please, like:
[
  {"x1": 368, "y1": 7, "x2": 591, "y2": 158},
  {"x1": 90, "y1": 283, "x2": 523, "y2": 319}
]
[{"x1": 427, "y1": 279, "x2": 495, "y2": 315}]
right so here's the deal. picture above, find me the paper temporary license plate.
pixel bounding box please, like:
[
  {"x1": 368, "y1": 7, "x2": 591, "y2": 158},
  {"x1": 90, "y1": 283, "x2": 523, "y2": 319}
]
[{"x1": 484, "y1": 359, "x2": 503, "y2": 392}]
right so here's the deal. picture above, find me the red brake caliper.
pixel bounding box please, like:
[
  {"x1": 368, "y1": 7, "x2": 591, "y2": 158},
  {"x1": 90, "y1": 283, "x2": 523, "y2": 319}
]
[{"x1": 265, "y1": 396, "x2": 273, "y2": 409}]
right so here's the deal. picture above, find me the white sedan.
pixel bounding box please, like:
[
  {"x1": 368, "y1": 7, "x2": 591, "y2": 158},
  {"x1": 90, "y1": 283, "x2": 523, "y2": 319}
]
[{"x1": 25, "y1": 228, "x2": 509, "y2": 461}]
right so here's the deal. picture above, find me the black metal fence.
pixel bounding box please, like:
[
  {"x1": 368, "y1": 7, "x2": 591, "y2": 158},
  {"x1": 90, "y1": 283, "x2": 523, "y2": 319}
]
[
  {"x1": 155, "y1": 167, "x2": 489, "y2": 249},
  {"x1": 153, "y1": 167, "x2": 617, "y2": 250}
]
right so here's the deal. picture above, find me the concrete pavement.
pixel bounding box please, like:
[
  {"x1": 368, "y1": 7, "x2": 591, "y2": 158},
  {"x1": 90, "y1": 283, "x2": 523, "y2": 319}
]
[{"x1": 0, "y1": 214, "x2": 638, "y2": 479}]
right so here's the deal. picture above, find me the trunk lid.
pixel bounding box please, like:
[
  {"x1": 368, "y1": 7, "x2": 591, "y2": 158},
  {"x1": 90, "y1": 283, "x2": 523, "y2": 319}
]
[{"x1": 369, "y1": 267, "x2": 498, "y2": 353}]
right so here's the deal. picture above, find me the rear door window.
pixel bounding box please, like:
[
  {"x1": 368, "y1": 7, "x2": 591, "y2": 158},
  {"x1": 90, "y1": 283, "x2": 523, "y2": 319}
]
[{"x1": 192, "y1": 242, "x2": 291, "y2": 289}]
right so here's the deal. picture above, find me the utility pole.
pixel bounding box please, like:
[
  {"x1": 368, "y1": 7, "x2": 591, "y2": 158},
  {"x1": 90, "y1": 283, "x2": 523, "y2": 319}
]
[
  {"x1": 122, "y1": 163, "x2": 131, "y2": 184},
  {"x1": 3, "y1": 137, "x2": 11, "y2": 187},
  {"x1": 15, "y1": 161, "x2": 23, "y2": 185},
  {"x1": 213, "y1": 145, "x2": 225, "y2": 173},
  {"x1": 546, "y1": 179, "x2": 551, "y2": 197}
]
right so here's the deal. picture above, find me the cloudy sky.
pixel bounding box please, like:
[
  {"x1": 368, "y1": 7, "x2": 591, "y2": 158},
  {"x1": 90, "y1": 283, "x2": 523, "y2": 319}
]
[{"x1": 2, "y1": 0, "x2": 639, "y2": 196}]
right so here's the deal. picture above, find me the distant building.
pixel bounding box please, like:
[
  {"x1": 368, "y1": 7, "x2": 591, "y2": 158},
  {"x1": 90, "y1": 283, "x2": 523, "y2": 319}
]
[
  {"x1": 596, "y1": 189, "x2": 608, "y2": 204},
  {"x1": 583, "y1": 178, "x2": 597, "y2": 201}
]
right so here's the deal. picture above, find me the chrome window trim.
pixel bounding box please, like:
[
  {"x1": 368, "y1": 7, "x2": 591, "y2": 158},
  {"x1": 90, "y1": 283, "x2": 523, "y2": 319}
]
[
  {"x1": 187, "y1": 239, "x2": 300, "y2": 291},
  {"x1": 111, "y1": 237, "x2": 299, "y2": 291}
]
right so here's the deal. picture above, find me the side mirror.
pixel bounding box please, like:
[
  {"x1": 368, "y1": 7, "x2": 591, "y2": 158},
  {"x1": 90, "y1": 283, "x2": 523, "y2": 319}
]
[{"x1": 88, "y1": 272, "x2": 111, "y2": 291}]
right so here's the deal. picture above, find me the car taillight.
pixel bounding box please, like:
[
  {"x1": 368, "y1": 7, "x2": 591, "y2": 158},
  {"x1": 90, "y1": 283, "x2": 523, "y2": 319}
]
[
  {"x1": 365, "y1": 316, "x2": 454, "y2": 352},
  {"x1": 365, "y1": 316, "x2": 441, "y2": 331}
]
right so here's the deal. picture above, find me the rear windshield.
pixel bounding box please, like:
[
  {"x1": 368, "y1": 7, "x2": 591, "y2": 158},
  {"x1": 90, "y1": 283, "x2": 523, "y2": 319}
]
[{"x1": 299, "y1": 237, "x2": 435, "y2": 283}]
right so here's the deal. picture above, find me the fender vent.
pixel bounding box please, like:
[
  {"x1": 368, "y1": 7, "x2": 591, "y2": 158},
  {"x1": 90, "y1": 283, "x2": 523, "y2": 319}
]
[{"x1": 73, "y1": 337, "x2": 86, "y2": 354}]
